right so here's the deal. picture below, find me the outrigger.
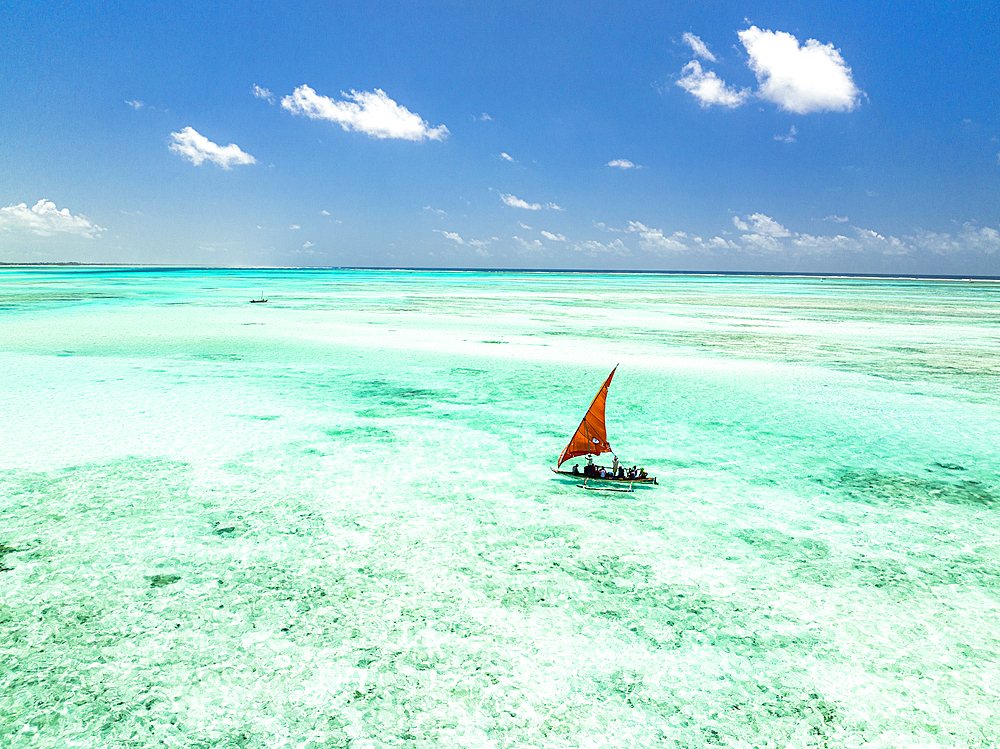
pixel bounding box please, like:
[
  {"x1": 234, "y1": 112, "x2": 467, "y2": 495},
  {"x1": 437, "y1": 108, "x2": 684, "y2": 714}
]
[{"x1": 551, "y1": 366, "x2": 657, "y2": 487}]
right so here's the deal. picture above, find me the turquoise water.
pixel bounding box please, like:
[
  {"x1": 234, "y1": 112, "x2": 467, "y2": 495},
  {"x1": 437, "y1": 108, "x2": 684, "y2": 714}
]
[{"x1": 1, "y1": 267, "x2": 999, "y2": 748}]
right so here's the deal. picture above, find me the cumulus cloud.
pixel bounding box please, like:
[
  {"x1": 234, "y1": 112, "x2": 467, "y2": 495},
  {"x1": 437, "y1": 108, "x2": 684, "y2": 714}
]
[
  {"x1": 252, "y1": 85, "x2": 275, "y2": 104},
  {"x1": 435, "y1": 230, "x2": 496, "y2": 255},
  {"x1": 513, "y1": 235, "x2": 544, "y2": 250},
  {"x1": 746, "y1": 213, "x2": 791, "y2": 237},
  {"x1": 682, "y1": 32, "x2": 717, "y2": 62},
  {"x1": 573, "y1": 238, "x2": 630, "y2": 257},
  {"x1": 541, "y1": 231, "x2": 567, "y2": 242},
  {"x1": 739, "y1": 26, "x2": 862, "y2": 114},
  {"x1": 625, "y1": 222, "x2": 737, "y2": 253},
  {"x1": 627, "y1": 221, "x2": 689, "y2": 252},
  {"x1": 607, "y1": 159, "x2": 638, "y2": 169},
  {"x1": 434, "y1": 230, "x2": 465, "y2": 244},
  {"x1": 500, "y1": 152, "x2": 514, "y2": 162},
  {"x1": 321, "y1": 210, "x2": 331, "y2": 215},
  {"x1": 290, "y1": 224, "x2": 300, "y2": 230},
  {"x1": 822, "y1": 215, "x2": 849, "y2": 223},
  {"x1": 281, "y1": 85, "x2": 448, "y2": 141},
  {"x1": 303, "y1": 241, "x2": 315, "y2": 249},
  {"x1": 676, "y1": 60, "x2": 749, "y2": 108},
  {"x1": 0, "y1": 199, "x2": 106, "y2": 238},
  {"x1": 775, "y1": 125, "x2": 797, "y2": 143},
  {"x1": 168, "y1": 127, "x2": 257, "y2": 169},
  {"x1": 500, "y1": 193, "x2": 561, "y2": 211},
  {"x1": 909, "y1": 224, "x2": 1000, "y2": 256},
  {"x1": 731, "y1": 212, "x2": 912, "y2": 256}
]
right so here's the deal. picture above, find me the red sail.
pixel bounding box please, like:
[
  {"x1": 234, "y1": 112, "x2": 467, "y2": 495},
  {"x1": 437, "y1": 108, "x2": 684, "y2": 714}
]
[{"x1": 557, "y1": 367, "x2": 617, "y2": 467}]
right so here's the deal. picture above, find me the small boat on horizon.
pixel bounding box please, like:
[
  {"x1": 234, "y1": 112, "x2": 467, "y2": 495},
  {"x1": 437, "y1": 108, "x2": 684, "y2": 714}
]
[
  {"x1": 551, "y1": 366, "x2": 657, "y2": 487},
  {"x1": 249, "y1": 293, "x2": 268, "y2": 303}
]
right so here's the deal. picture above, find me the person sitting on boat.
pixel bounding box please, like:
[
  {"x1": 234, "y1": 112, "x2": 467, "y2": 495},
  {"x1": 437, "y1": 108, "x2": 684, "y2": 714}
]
[
  {"x1": 639, "y1": 467, "x2": 646, "y2": 479},
  {"x1": 572, "y1": 464, "x2": 580, "y2": 475}
]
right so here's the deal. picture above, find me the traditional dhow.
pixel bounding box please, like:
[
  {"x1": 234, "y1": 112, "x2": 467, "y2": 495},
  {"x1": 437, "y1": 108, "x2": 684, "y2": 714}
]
[{"x1": 551, "y1": 366, "x2": 657, "y2": 486}]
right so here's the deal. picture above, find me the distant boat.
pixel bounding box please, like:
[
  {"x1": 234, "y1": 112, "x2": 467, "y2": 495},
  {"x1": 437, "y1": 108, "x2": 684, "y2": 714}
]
[
  {"x1": 551, "y1": 366, "x2": 657, "y2": 487},
  {"x1": 249, "y1": 293, "x2": 268, "y2": 303}
]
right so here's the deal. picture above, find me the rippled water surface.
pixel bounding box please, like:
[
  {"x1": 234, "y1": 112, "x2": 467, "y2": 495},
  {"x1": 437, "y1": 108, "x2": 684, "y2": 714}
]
[{"x1": 2, "y1": 267, "x2": 999, "y2": 748}]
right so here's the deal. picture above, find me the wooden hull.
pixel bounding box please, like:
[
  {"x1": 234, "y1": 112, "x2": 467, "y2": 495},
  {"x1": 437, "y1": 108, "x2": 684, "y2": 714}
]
[{"x1": 551, "y1": 468, "x2": 657, "y2": 485}]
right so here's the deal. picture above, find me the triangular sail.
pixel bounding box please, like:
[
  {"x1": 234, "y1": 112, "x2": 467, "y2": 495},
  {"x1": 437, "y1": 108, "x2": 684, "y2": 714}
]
[{"x1": 557, "y1": 366, "x2": 617, "y2": 467}]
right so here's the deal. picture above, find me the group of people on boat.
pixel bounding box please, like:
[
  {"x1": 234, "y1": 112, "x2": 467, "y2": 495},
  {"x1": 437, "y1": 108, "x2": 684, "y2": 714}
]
[{"x1": 571, "y1": 455, "x2": 646, "y2": 480}]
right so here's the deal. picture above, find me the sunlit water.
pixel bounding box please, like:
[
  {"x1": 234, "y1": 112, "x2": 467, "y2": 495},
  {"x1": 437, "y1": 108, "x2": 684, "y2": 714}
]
[{"x1": 1, "y1": 267, "x2": 998, "y2": 748}]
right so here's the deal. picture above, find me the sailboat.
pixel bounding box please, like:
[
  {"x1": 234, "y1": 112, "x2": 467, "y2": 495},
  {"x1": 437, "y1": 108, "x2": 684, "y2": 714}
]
[{"x1": 551, "y1": 366, "x2": 657, "y2": 487}]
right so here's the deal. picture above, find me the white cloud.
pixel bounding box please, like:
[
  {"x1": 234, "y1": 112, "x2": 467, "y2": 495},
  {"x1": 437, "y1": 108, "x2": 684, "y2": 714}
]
[
  {"x1": 626, "y1": 221, "x2": 691, "y2": 252},
  {"x1": 682, "y1": 32, "x2": 717, "y2": 62},
  {"x1": 512, "y1": 235, "x2": 544, "y2": 250},
  {"x1": 822, "y1": 214, "x2": 849, "y2": 223},
  {"x1": 607, "y1": 159, "x2": 638, "y2": 169},
  {"x1": 303, "y1": 241, "x2": 315, "y2": 249},
  {"x1": 676, "y1": 60, "x2": 749, "y2": 108},
  {"x1": 518, "y1": 222, "x2": 532, "y2": 230},
  {"x1": 126, "y1": 100, "x2": 144, "y2": 110},
  {"x1": 0, "y1": 199, "x2": 106, "y2": 238},
  {"x1": 774, "y1": 125, "x2": 797, "y2": 143},
  {"x1": 320, "y1": 210, "x2": 331, "y2": 215},
  {"x1": 500, "y1": 152, "x2": 514, "y2": 162},
  {"x1": 732, "y1": 216, "x2": 750, "y2": 231},
  {"x1": 547, "y1": 203, "x2": 564, "y2": 211},
  {"x1": 909, "y1": 224, "x2": 1000, "y2": 256},
  {"x1": 423, "y1": 206, "x2": 446, "y2": 216},
  {"x1": 474, "y1": 113, "x2": 493, "y2": 121},
  {"x1": 281, "y1": 85, "x2": 448, "y2": 141},
  {"x1": 574, "y1": 238, "x2": 629, "y2": 257},
  {"x1": 434, "y1": 230, "x2": 465, "y2": 244},
  {"x1": 501, "y1": 193, "x2": 542, "y2": 210},
  {"x1": 745, "y1": 213, "x2": 791, "y2": 237},
  {"x1": 434, "y1": 231, "x2": 496, "y2": 255},
  {"x1": 541, "y1": 231, "x2": 567, "y2": 242},
  {"x1": 739, "y1": 26, "x2": 862, "y2": 114},
  {"x1": 290, "y1": 224, "x2": 300, "y2": 230},
  {"x1": 252, "y1": 85, "x2": 275, "y2": 104},
  {"x1": 168, "y1": 127, "x2": 257, "y2": 169}
]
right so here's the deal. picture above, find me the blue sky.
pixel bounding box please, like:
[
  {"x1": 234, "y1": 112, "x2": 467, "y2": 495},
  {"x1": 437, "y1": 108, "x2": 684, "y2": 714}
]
[{"x1": 2, "y1": 1, "x2": 998, "y2": 274}]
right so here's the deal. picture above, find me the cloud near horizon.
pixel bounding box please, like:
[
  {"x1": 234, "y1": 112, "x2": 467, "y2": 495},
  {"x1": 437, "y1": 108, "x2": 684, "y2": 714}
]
[
  {"x1": 0, "y1": 199, "x2": 106, "y2": 238},
  {"x1": 500, "y1": 193, "x2": 562, "y2": 211},
  {"x1": 281, "y1": 85, "x2": 448, "y2": 141},
  {"x1": 168, "y1": 127, "x2": 257, "y2": 169}
]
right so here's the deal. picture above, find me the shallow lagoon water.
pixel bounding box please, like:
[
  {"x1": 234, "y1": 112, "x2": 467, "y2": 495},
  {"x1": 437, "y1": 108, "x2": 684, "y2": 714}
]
[{"x1": 1, "y1": 267, "x2": 999, "y2": 748}]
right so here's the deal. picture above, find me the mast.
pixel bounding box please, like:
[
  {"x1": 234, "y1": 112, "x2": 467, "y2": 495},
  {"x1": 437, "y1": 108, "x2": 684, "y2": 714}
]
[{"x1": 557, "y1": 366, "x2": 617, "y2": 467}]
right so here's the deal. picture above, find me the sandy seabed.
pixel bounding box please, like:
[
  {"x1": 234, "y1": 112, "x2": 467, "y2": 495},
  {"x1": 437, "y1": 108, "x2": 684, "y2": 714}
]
[{"x1": 1, "y1": 268, "x2": 998, "y2": 748}]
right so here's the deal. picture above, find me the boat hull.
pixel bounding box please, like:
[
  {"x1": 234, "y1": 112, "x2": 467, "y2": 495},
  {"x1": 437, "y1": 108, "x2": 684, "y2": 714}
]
[{"x1": 551, "y1": 468, "x2": 657, "y2": 484}]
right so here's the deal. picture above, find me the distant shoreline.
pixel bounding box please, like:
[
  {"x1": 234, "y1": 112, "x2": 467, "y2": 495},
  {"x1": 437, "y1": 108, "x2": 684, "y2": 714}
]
[{"x1": 1, "y1": 262, "x2": 998, "y2": 282}]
